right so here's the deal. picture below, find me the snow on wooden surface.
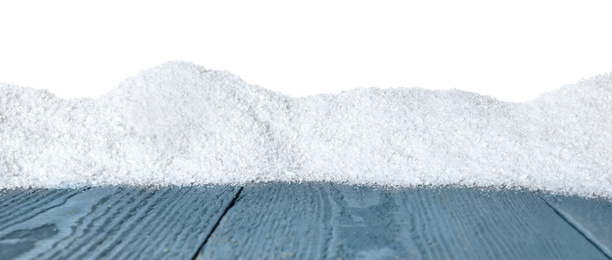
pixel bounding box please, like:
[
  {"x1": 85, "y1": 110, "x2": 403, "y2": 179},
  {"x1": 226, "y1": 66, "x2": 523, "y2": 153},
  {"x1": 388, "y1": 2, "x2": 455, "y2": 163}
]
[{"x1": 2, "y1": 61, "x2": 611, "y2": 198}]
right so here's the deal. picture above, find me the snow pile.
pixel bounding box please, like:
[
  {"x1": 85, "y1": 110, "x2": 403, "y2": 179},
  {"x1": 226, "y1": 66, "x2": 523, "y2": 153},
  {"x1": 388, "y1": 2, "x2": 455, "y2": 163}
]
[{"x1": 1, "y1": 62, "x2": 610, "y2": 198}]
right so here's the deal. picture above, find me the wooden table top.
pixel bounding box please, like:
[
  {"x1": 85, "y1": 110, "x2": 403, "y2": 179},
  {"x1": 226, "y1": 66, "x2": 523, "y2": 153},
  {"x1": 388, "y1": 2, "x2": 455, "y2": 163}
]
[{"x1": 1, "y1": 183, "x2": 611, "y2": 259}]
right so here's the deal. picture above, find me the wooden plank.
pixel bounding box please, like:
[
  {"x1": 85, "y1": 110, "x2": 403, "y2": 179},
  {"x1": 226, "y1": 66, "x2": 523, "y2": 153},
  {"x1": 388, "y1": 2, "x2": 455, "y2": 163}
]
[
  {"x1": 0, "y1": 189, "x2": 82, "y2": 233},
  {"x1": 0, "y1": 186, "x2": 240, "y2": 260},
  {"x1": 540, "y1": 194, "x2": 612, "y2": 258},
  {"x1": 197, "y1": 183, "x2": 608, "y2": 259}
]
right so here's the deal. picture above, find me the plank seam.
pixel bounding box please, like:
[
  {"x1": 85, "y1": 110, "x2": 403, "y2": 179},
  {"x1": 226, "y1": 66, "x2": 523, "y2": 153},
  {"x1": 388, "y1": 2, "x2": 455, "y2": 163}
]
[
  {"x1": 538, "y1": 195, "x2": 612, "y2": 260},
  {"x1": 191, "y1": 187, "x2": 244, "y2": 260}
]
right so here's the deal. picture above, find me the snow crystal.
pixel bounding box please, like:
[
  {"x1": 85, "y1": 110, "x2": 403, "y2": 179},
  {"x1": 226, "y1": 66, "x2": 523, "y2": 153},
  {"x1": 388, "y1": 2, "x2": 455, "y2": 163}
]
[{"x1": 1, "y1": 61, "x2": 610, "y2": 198}]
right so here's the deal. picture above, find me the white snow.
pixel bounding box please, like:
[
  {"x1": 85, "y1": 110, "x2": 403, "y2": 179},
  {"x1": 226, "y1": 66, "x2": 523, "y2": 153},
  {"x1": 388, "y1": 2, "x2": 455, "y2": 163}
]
[{"x1": 1, "y1": 61, "x2": 611, "y2": 198}]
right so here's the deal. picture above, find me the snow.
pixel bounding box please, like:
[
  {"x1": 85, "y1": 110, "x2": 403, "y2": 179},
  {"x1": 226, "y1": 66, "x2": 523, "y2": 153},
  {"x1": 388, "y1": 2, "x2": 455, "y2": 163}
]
[{"x1": 1, "y1": 61, "x2": 610, "y2": 198}]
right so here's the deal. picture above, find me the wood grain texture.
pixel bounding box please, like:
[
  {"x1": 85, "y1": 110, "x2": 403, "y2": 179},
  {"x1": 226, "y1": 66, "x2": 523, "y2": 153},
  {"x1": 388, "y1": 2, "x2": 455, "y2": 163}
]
[
  {"x1": 198, "y1": 183, "x2": 608, "y2": 260},
  {"x1": 0, "y1": 186, "x2": 239, "y2": 260},
  {"x1": 541, "y1": 194, "x2": 612, "y2": 258}
]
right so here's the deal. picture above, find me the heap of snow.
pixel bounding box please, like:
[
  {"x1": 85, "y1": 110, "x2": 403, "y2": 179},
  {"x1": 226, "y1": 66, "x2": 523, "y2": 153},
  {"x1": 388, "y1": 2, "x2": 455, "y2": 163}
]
[{"x1": 1, "y1": 62, "x2": 610, "y2": 198}]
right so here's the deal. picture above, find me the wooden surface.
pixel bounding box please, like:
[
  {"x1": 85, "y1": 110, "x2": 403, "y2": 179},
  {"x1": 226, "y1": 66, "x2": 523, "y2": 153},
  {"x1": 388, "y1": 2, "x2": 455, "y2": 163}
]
[
  {"x1": 541, "y1": 193, "x2": 612, "y2": 257},
  {"x1": 0, "y1": 186, "x2": 239, "y2": 260},
  {"x1": 197, "y1": 184, "x2": 610, "y2": 260},
  {"x1": 1, "y1": 184, "x2": 612, "y2": 260}
]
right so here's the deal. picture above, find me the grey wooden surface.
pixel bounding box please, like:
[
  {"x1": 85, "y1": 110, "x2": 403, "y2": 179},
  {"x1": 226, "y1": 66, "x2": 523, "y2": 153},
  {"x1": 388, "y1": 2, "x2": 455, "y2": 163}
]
[
  {"x1": 540, "y1": 193, "x2": 612, "y2": 257},
  {"x1": 2, "y1": 184, "x2": 612, "y2": 260},
  {"x1": 198, "y1": 183, "x2": 611, "y2": 260},
  {"x1": 0, "y1": 186, "x2": 239, "y2": 260}
]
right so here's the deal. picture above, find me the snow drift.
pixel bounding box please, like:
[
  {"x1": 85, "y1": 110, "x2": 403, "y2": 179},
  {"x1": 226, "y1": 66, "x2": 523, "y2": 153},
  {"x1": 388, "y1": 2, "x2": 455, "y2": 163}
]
[{"x1": 1, "y1": 62, "x2": 610, "y2": 198}]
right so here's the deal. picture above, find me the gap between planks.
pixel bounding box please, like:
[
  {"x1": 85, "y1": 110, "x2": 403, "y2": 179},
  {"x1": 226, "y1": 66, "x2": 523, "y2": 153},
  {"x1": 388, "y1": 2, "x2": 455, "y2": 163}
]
[
  {"x1": 0, "y1": 186, "x2": 241, "y2": 259},
  {"x1": 191, "y1": 186, "x2": 244, "y2": 260},
  {"x1": 538, "y1": 194, "x2": 612, "y2": 260},
  {"x1": 195, "y1": 183, "x2": 611, "y2": 259}
]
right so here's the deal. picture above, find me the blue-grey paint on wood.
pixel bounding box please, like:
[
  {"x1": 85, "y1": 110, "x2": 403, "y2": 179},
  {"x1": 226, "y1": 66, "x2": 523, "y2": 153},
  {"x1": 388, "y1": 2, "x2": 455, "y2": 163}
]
[
  {"x1": 3, "y1": 184, "x2": 610, "y2": 260},
  {"x1": 541, "y1": 194, "x2": 612, "y2": 258},
  {"x1": 198, "y1": 183, "x2": 608, "y2": 260},
  {"x1": 0, "y1": 186, "x2": 239, "y2": 260}
]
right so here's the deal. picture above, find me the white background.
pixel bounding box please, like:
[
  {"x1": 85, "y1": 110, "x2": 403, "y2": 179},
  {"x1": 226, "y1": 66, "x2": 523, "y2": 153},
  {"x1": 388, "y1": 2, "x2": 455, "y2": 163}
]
[{"x1": 1, "y1": 0, "x2": 611, "y2": 102}]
